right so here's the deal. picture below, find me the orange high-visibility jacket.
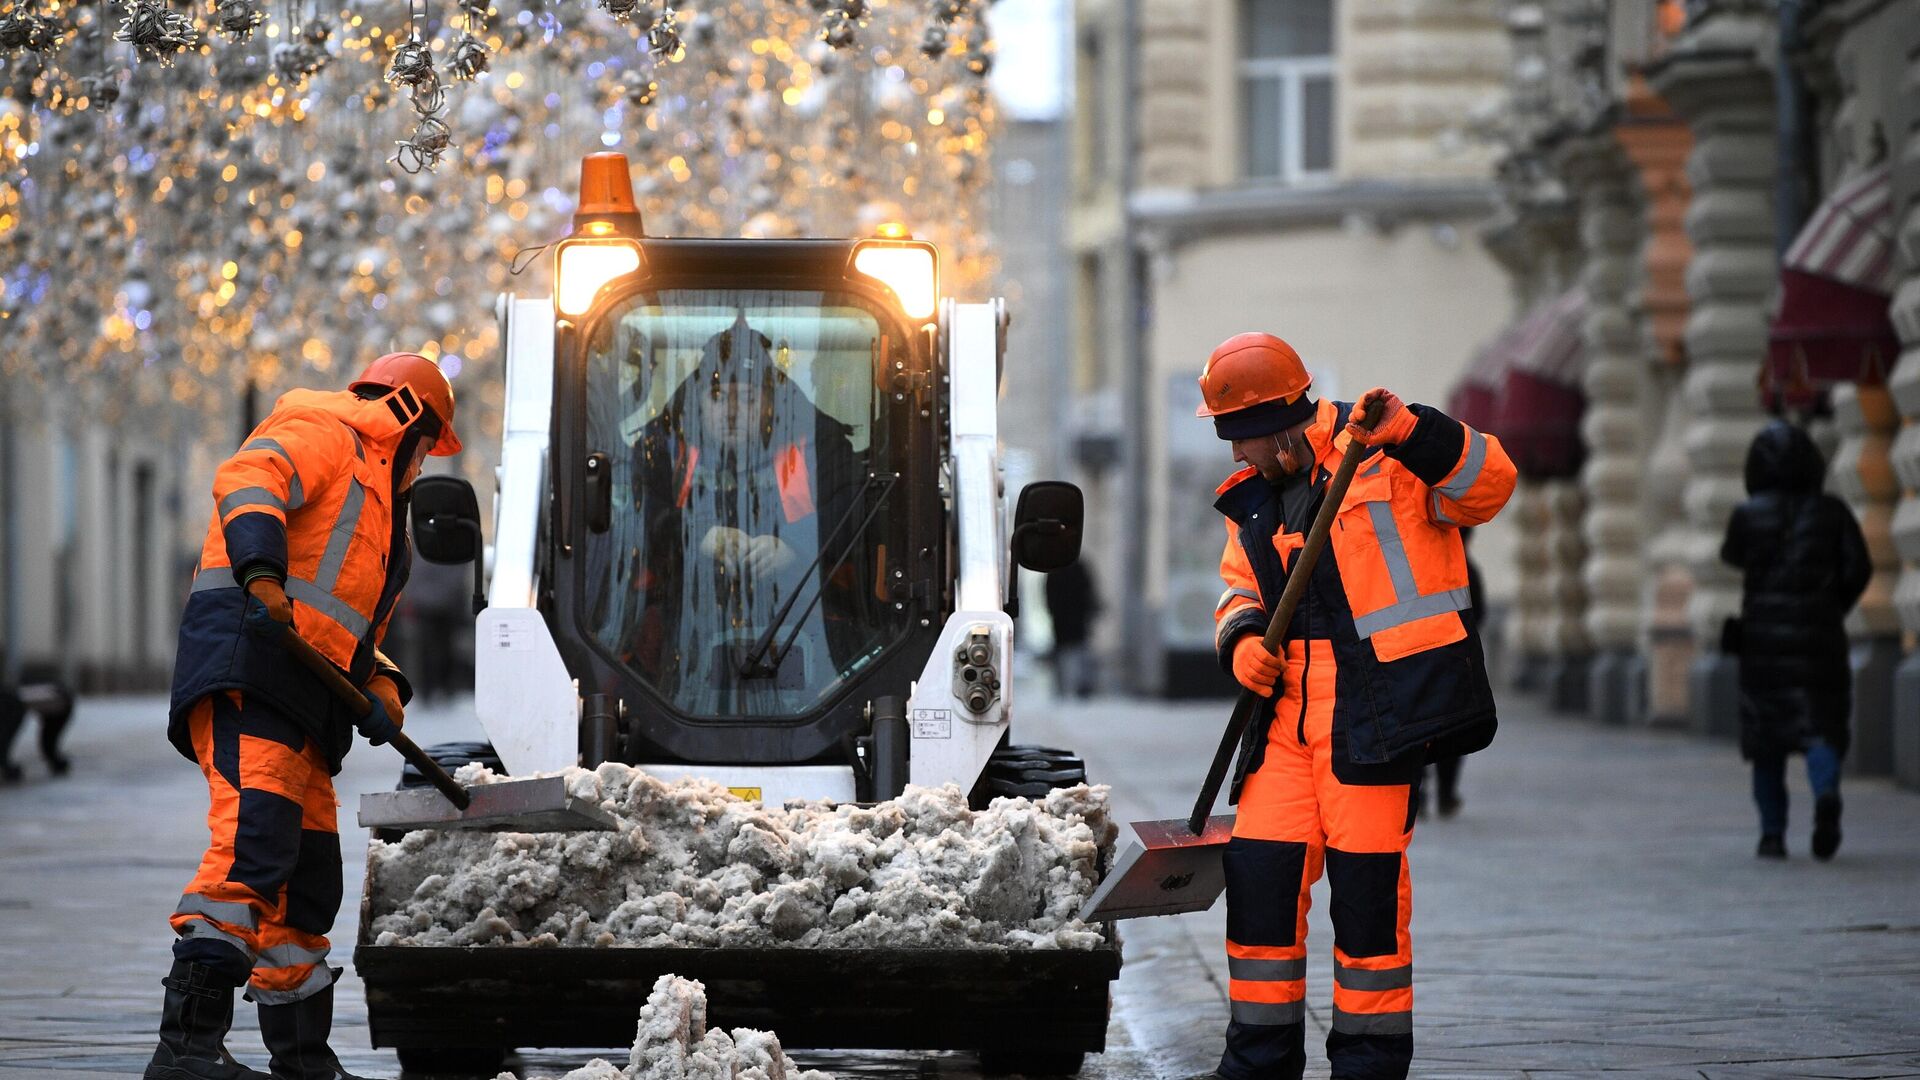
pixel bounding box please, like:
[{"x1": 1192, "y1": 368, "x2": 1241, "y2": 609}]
[
  {"x1": 1213, "y1": 398, "x2": 1516, "y2": 788},
  {"x1": 169, "y1": 389, "x2": 419, "y2": 772}
]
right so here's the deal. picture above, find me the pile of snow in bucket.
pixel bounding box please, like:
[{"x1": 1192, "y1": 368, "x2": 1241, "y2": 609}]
[
  {"x1": 493, "y1": 974, "x2": 834, "y2": 1080},
  {"x1": 368, "y1": 763, "x2": 1115, "y2": 949}
]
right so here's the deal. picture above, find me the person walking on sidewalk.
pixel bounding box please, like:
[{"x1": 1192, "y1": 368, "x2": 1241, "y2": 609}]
[
  {"x1": 1044, "y1": 559, "x2": 1102, "y2": 699},
  {"x1": 1197, "y1": 333, "x2": 1515, "y2": 1080},
  {"x1": 1719, "y1": 419, "x2": 1869, "y2": 862},
  {"x1": 1422, "y1": 528, "x2": 1487, "y2": 820},
  {"x1": 149, "y1": 354, "x2": 461, "y2": 1080}
]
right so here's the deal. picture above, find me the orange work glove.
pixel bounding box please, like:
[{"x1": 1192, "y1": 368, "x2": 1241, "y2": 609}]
[
  {"x1": 1346, "y1": 387, "x2": 1419, "y2": 447},
  {"x1": 365, "y1": 674, "x2": 406, "y2": 735},
  {"x1": 1231, "y1": 635, "x2": 1285, "y2": 697},
  {"x1": 245, "y1": 576, "x2": 292, "y2": 621},
  {"x1": 243, "y1": 576, "x2": 293, "y2": 639}
]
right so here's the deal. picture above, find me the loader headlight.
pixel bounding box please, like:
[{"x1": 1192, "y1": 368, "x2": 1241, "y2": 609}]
[
  {"x1": 852, "y1": 240, "x2": 937, "y2": 322},
  {"x1": 555, "y1": 240, "x2": 642, "y2": 318}
]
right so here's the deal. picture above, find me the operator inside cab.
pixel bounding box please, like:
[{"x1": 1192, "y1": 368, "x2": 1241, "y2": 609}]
[{"x1": 583, "y1": 309, "x2": 890, "y2": 718}]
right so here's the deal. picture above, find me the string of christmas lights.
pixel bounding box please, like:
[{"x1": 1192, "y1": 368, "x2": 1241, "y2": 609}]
[{"x1": 0, "y1": 0, "x2": 1000, "y2": 466}]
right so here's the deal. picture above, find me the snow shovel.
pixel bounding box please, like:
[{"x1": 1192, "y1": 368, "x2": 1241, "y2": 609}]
[
  {"x1": 1079, "y1": 399, "x2": 1383, "y2": 922},
  {"x1": 274, "y1": 624, "x2": 616, "y2": 833}
]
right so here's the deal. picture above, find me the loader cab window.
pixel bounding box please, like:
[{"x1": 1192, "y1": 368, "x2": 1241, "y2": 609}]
[{"x1": 579, "y1": 289, "x2": 912, "y2": 720}]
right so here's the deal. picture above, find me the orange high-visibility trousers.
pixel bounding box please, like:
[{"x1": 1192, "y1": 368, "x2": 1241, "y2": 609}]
[
  {"x1": 168, "y1": 691, "x2": 341, "y2": 1004},
  {"x1": 1221, "y1": 639, "x2": 1416, "y2": 1080}
]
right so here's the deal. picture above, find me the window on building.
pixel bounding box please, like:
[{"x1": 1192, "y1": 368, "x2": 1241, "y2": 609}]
[
  {"x1": 1074, "y1": 254, "x2": 1103, "y2": 394},
  {"x1": 1075, "y1": 29, "x2": 1109, "y2": 191},
  {"x1": 1241, "y1": 0, "x2": 1336, "y2": 183}
]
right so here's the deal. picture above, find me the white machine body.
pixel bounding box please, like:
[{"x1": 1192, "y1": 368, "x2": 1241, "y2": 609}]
[{"x1": 472, "y1": 295, "x2": 1018, "y2": 805}]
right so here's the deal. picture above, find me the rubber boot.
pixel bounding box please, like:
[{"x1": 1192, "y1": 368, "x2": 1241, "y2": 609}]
[
  {"x1": 1812, "y1": 794, "x2": 1842, "y2": 861},
  {"x1": 145, "y1": 960, "x2": 275, "y2": 1080},
  {"x1": 257, "y1": 974, "x2": 387, "y2": 1080}
]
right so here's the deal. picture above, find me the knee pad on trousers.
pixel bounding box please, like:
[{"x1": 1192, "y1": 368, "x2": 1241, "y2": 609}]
[
  {"x1": 1325, "y1": 847, "x2": 1400, "y2": 958},
  {"x1": 284, "y1": 829, "x2": 344, "y2": 936},
  {"x1": 1224, "y1": 837, "x2": 1308, "y2": 947}
]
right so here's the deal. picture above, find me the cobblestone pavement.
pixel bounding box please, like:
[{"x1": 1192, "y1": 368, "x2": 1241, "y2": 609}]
[{"x1": 3, "y1": 685, "x2": 1918, "y2": 1079}]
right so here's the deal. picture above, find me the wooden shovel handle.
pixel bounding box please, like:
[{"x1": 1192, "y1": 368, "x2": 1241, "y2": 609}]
[
  {"x1": 275, "y1": 623, "x2": 471, "y2": 811},
  {"x1": 1186, "y1": 398, "x2": 1385, "y2": 835}
]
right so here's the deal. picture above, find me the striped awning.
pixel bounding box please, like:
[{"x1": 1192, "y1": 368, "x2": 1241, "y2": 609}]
[
  {"x1": 1514, "y1": 286, "x2": 1588, "y2": 386},
  {"x1": 1446, "y1": 288, "x2": 1589, "y2": 479},
  {"x1": 1765, "y1": 165, "x2": 1898, "y2": 408},
  {"x1": 1782, "y1": 164, "x2": 1894, "y2": 294}
]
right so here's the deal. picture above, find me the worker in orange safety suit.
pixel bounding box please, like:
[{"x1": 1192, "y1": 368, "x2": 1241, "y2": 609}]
[
  {"x1": 1197, "y1": 333, "x2": 1515, "y2": 1080},
  {"x1": 148, "y1": 354, "x2": 460, "y2": 1080}
]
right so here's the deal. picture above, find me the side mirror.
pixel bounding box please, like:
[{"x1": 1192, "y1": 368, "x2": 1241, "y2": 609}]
[
  {"x1": 412, "y1": 476, "x2": 482, "y2": 564},
  {"x1": 1010, "y1": 481, "x2": 1084, "y2": 574},
  {"x1": 412, "y1": 475, "x2": 488, "y2": 616}
]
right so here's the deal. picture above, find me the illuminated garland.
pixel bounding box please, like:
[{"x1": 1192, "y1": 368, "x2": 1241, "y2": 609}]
[{"x1": 0, "y1": 0, "x2": 999, "y2": 474}]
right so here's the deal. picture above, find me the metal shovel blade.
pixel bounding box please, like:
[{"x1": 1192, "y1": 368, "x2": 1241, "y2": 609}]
[
  {"x1": 359, "y1": 775, "x2": 619, "y2": 832},
  {"x1": 1078, "y1": 814, "x2": 1234, "y2": 922}
]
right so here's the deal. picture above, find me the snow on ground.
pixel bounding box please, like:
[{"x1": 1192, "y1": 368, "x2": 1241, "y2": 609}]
[
  {"x1": 495, "y1": 974, "x2": 835, "y2": 1080},
  {"x1": 369, "y1": 764, "x2": 1114, "y2": 949}
]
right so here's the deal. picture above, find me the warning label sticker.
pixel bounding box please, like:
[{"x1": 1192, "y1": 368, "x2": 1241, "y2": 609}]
[
  {"x1": 911, "y1": 709, "x2": 951, "y2": 739},
  {"x1": 491, "y1": 619, "x2": 532, "y2": 651},
  {"x1": 727, "y1": 786, "x2": 763, "y2": 802}
]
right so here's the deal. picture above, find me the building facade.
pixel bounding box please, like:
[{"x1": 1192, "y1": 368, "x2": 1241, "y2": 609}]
[
  {"x1": 1456, "y1": 0, "x2": 1920, "y2": 788},
  {"x1": 1069, "y1": 0, "x2": 1517, "y2": 694}
]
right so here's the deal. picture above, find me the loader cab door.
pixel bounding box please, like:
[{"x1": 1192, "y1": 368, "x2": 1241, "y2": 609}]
[{"x1": 551, "y1": 265, "x2": 942, "y2": 766}]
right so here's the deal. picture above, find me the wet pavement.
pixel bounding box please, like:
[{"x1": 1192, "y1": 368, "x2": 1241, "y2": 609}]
[{"x1": 3, "y1": 682, "x2": 1919, "y2": 1078}]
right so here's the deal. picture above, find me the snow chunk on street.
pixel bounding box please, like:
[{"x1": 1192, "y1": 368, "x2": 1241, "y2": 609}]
[
  {"x1": 493, "y1": 974, "x2": 834, "y2": 1080},
  {"x1": 369, "y1": 767, "x2": 1115, "y2": 949}
]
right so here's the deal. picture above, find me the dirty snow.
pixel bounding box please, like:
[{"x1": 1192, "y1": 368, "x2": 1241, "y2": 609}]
[
  {"x1": 369, "y1": 764, "x2": 1114, "y2": 949},
  {"x1": 493, "y1": 974, "x2": 834, "y2": 1080}
]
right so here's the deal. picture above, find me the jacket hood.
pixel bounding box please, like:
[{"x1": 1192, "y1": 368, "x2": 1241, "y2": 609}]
[
  {"x1": 274, "y1": 388, "x2": 412, "y2": 457},
  {"x1": 1744, "y1": 419, "x2": 1825, "y2": 496}
]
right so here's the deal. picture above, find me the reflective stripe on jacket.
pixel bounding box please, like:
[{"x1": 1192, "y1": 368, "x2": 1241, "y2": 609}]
[
  {"x1": 1212, "y1": 398, "x2": 1515, "y2": 781},
  {"x1": 170, "y1": 389, "x2": 415, "y2": 773},
  {"x1": 674, "y1": 443, "x2": 817, "y2": 523}
]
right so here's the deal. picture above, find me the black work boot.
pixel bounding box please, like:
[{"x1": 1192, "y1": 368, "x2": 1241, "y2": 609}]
[
  {"x1": 257, "y1": 975, "x2": 386, "y2": 1080},
  {"x1": 145, "y1": 960, "x2": 274, "y2": 1080},
  {"x1": 1812, "y1": 794, "x2": 1843, "y2": 861}
]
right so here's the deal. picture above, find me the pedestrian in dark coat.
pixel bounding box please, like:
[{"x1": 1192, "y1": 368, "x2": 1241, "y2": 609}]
[
  {"x1": 1043, "y1": 560, "x2": 1100, "y2": 698},
  {"x1": 1719, "y1": 420, "x2": 1870, "y2": 862}
]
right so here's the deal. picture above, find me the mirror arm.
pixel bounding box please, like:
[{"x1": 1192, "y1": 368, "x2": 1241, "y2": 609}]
[
  {"x1": 425, "y1": 514, "x2": 487, "y2": 615},
  {"x1": 462, "y1": 520, "x2": 486, "y2": 616}
]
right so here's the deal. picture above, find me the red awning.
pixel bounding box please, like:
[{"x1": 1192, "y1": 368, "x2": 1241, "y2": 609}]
[
  {"x1": 1766, "y1": 166, "x2": 1897, "y2": 409},
  {"x1": 1782, "y1": 165, "x2": 1894, "y2": 292},
  {"x1": 1493, "y1": 288, "x2": 1588, "y2": 480}
]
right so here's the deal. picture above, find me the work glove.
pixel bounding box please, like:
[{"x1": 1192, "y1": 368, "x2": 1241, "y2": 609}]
[
  {"x1": 243, "y1": 576, "x2": 293, "y2": 639},
  {"x1": 1231, "y1": 635, "x2": 1285, "y2": 698},
  {"x1": 741, "y1": 534, "x2": 798, "y2": 577},
  {"x1": 699, "y1": 525, "x2": 749, "y2": 564},
  {"x1": 356, "y1": 677, "x2": 404, "y2": 747},
  {"x1": 1346, "y1": 387, "x2": 1419, "y2": 448}
]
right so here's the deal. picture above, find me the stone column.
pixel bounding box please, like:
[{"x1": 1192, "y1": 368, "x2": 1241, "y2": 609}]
[
  {"x1": 1829, "y1": 384, "x2": 1902, "y2": 776},
  {"x1": 1542, "y1": 478, "x2": 1591, "y2": 710},
  {"x1": 1559, "y1": 133, "x2": 1646, "y2": 724},
  {"x1": 1615, "y1": 79, "x2": 1695, "y2": 727},
  {"x1": 1648, "y1": 7, "x2": 1776, "y2": 737},
  {"x1": 1507, "y1": 479, "x2": 1555, "y2": 691},
  {"x1": 1887, "y1": 42, "x2": 1920, "y2": 791}
]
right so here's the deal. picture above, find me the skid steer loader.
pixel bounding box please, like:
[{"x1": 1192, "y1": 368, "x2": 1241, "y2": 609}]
[{"x1": 353, "y1": 153, "x2": 1117, "y2": 1075}]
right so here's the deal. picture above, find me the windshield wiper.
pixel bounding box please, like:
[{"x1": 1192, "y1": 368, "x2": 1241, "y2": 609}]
[{"x1": 736, "y1": 470, "x2": 899, "y2": 679}]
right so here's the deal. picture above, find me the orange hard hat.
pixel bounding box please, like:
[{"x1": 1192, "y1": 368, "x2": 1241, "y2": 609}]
[
  {"x1": 350, "y1": 352, "x2": 462, "y2": 456},
  {"x1": 1197, "y1": 332, "x2": 1315, "y2": 439}
]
